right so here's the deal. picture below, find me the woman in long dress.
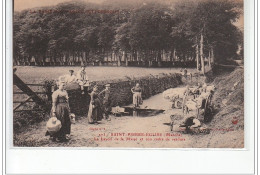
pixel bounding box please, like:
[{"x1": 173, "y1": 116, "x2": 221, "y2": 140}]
[
  {"x1": 47, "y1": 82, "x2": 71, "y2": 141},
  {"x1": 88, "y1": 85, "x2": 103, "y2": 124},
  {"x1": 131, "y1": 83, "x2": 143, "y2": 108}
]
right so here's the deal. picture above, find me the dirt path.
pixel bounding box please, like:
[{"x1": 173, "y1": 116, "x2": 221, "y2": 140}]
[
  {"x1": 14, "y1": 93, "x2": 190, "y2": 147},
  {"x1": 14, "y1": 91, "x2": 242, "y2": 148}
]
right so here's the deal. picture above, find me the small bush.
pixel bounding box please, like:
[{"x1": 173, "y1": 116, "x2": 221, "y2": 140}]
[{"x1": 13, "y1": 105, "x2": 49, "y2": 133}]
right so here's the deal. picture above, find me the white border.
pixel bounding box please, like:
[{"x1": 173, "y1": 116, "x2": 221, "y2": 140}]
[
  {"x1": 1, "y1": 0, "x2": 5, "y2": 174},
  {"x1": 4, "y1": 0, "x2": 256, "y2": 174}
]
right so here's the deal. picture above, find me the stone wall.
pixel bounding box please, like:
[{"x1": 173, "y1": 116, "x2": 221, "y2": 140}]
[{"x1": 64, "y1": 73, "x2": 182, "y2": 115}]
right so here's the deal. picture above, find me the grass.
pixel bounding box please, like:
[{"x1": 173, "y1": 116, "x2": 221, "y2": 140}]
[
  {"x1": 14, "y1": 66, "x2": 197, "y2": 84},
  {"x1": 13, "y1": 66, "x2": 197, "y2": 132},
  {"x1": 13, "y1": 66, "x2": 199, "y2": 110}
]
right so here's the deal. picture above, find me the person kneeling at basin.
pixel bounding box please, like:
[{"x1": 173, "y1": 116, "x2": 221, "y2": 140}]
[{"x1": 179, "y1": 116, "x2": 201, "y2": 131}]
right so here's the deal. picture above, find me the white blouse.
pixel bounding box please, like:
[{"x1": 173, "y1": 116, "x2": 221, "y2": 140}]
[{"x1": 52, "y1": 89, "x2": 69, "y2": 103}]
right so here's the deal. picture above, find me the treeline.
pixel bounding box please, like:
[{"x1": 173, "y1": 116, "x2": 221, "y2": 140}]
[{"x1": 13, "y1": 0, "x2": 243, "y2": 72}]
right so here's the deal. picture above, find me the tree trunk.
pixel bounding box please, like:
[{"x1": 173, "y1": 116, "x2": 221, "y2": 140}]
[
  {"x1": 211, "y1": 47, "x2": 214, "y2": 64},
  {"x1": 173, "y1": 48, "x2": 176, "y2": 61},
  {"x1": 60, "y1": 53, "x2": 63, "y2": 66},
  {"x1": 118, "y1": 56, "x2": 121, "y2": 66},
  {"x1": 200, "y1": 33, "x2": 205, "y2": 75},
  {"x1": 149, "y1": 60, "x2": 152, "y2": 67},
  {"x1": 136, "y1": 51, "x2": 139, "y2": 62},
  {"x1": 208, "y1": 50, "x2": 211, "y2": 68},
  {"x1": 117, "y1": 52, "x2": 121, "y2": 66},
  {"x1": 82, "y1": 51, "x2": 86, "y2": 65},
  {"x1": 173, "y1": 48, "x2": 176, "y2": 66},
  {"x1": 123, "y1": 51, "x2": 128, "y2": 66},
  {"x1": 196, "y1": 43, "x2": 199, "y2": 71},
  {"x1": 157, "y1": 50, "x2": 162, "y2": 67},
  {"x1": 112, "y1": 51, "x2": 115, "y2": 62},
  {"x1": 72, "y1": 52, "x2": 76, "y2": 66},
  {"x1": 28, "y1": 56, "x2": 32, "y2": 66},
  {"x1": 170, "y1": 50, "x2": 173, "y2": 62},
  {"x1": 53, "y1": 52, "x2": 57, "y2": 66},
  {"x1": 42, "y1": 54, "x2": 46, "y2": 66},
  {"x1": 14, "y1": 56, "x2": 18, "y2": 66}
]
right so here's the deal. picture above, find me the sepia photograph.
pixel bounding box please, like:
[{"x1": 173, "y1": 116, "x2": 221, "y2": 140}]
[{"x1": 12, "y1": 0, "x2": 244, "y2": 148}]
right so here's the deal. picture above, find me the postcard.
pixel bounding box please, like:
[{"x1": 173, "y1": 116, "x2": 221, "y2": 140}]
[{"x1": 12, "y1": 0, "x2": 244, "y2": 148}]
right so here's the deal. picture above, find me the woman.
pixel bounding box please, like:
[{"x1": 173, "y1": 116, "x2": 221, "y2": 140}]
[
  {"x1": 47, "y1": 82, "x2": 71, "y2": 142},
  {"x1": 88, "y1": 85, "x2": 103, "y2": 124},
  {"x1": 131, "y1": 83, "x2": 143, "y2": 108}
]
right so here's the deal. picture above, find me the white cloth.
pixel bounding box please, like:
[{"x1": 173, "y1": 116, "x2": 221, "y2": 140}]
[
  {"x1": 185, "y1": 100, "x2": 198, "y2": 111},
  {"x1": 190, "y1": 118, "x2": 201, "y2": 128},
  {"x1": 64, "y1": 74, "x2": 77, "y2": 83},
  {"x1": 76, "y1": 70, "x2": 89, "y2": 81},
  {"x1": 162, "y1": 87, "x2": 186, "y2": 100},
  {"x1": 46, "y1": 117, "x2": 62, "y2": 134},
  {"x1": 52, "y1": 89, "x2": 69, "y2": 102},
  {"x1": 78, "y1": 81, "x2": 90, "y2": 86},
  {"x1": 206, "y1": 85, "x2": 215, "y2": 92},
  {"x1": 76, "y1": 70, "x2": 90, "y2": 86}
]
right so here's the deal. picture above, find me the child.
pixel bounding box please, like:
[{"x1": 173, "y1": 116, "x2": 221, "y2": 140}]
[{"x1": 76, "y1": 65, "x2": 90, "y2": 94}]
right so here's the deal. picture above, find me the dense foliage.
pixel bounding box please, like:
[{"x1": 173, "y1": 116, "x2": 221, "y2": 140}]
[{"x1": 13, "y1": 0, "x2": 243, "y2": 69}]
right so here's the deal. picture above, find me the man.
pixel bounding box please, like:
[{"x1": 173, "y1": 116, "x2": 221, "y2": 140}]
[
  {"x1": 76, "y1": 65, "x2": 90, "y2": 94},
  {"x1": 99, "y1": 84, "x2": 111, "y2": 121},
  {"x1": 65, "y1": 70, "x2": 76, "y2": 84}
]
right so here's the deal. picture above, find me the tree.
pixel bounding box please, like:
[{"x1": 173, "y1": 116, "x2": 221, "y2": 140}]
[
  {"x1": 13, "y1": 0, "x2": 242, "y2": 69},
  {"x1": 127, "y1": 3, "x2": 173, "y2": 66}
]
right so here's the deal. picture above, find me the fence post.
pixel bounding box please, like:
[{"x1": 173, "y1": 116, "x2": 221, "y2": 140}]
[{"x1": 13, "y1": 72, "x2": 46, "y2": 107}]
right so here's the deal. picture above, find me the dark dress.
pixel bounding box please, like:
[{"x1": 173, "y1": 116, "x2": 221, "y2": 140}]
[
  {"x1": 47, "y1": 90, "x2": 71, "y2": 140},
  {"x1": 88, "y1": 91, "x2": 103, "y2": 123}
]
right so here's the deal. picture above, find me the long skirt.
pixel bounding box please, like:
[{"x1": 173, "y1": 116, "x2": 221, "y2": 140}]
[
  {"x1": 88, "y1": 102, "x2": 103, "y2": 123},
  {"x1": 50, "y1": 103, "x2": 71, "y2": 139},
  {"x1": 133, "y1": 92, "x2": 142, "y2": 107}
]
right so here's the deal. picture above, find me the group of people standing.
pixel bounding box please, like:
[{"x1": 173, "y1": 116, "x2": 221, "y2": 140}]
[
  {"x1": 47, "y1": 65, "x2": 143, "y2": 142},
  {"x1": 87, "y1": 84, "x2": 111, "y2": 124},
  {"x1": 47, "y1": 65, "x2": 112, "y2": 142}
]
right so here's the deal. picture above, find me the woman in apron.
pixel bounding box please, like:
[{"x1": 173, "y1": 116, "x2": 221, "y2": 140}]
[
  {"x1": 88, "y1": 85, "x2": 103, "y2": 124},
  {"x1": 46, "y1": 82, "x2": 71, "y2": 142},
  {"x1": 131, "y1": 83, "x2": 143, "y2": 108}
]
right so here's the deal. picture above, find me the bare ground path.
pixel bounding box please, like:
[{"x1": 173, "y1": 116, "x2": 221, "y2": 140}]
[
  {"x1": 14, "y1": 87, "x2": 243, "y2": 148},
  {"x1": 14, "y1": 92, "x2": 202, "y2": 148}
]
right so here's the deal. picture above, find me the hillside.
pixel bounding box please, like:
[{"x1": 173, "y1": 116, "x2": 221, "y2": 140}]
[{"x1": 207, "y1": 68, "x2": 244, "y2": 147}]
